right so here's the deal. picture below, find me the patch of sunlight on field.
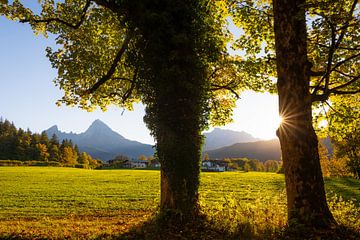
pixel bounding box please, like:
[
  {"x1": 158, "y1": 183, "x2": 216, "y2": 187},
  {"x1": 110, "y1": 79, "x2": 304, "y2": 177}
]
[
  {"x1": 200, "y1": 171, "x2": 286, "y2": 204},
  {"x1": 0, "y1": 167, "x2": 359, "y2": 239}
]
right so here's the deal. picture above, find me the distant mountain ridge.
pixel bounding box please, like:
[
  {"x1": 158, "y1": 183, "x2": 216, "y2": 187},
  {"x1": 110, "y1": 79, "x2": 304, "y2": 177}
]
[
  {"x1": 45, "y1": 122, "x2": 274, "y2": 161},
  {"x1": 46, "y1": 121, "x2": 333, "y2": 163},
  {"x1": 203, "y1": 128, "x2": 260, "y2": 150},
  {"x1": 205, "y1": 139, "x2": 281, "y2": 162},
  {"x1": 46, "y1": 120, "x2": 154, "y2": 161}
]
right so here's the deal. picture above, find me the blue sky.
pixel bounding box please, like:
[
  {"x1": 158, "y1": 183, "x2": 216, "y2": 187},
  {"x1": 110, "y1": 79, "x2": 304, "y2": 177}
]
[{"x1": 0, "y1": 12, "x2": 279, "y2": 145}]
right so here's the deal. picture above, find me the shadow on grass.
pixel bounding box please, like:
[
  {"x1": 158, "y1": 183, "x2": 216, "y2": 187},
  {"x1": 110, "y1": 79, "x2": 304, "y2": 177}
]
[
  {"x1": 325, "y1": 177, "x2": 360, "y2": 204},
  {"x1": 94, "y1": 214, "x2": 360, "y2": 240}
]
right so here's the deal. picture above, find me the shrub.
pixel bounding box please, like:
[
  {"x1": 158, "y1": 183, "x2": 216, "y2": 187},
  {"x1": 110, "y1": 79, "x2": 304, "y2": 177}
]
[{"x1": 0, "y1": 160, "x2": 23, "y2": 166}]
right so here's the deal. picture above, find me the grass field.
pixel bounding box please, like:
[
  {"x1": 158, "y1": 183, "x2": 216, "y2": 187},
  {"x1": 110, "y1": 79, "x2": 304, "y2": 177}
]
[{"x1": 0, "y1": 167, "x2": 359, "y2": 239}]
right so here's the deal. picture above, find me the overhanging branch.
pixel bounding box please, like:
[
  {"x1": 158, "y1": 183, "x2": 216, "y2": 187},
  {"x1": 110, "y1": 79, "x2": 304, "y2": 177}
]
[
  {"x1": 210, "y1": 83, "x2": 240, "y2": 99},
  {"x1": 20, "y1": 0, "x2": 91, "y2": 29},
  {"x1": 86, "y1": 29, "x2": 134, "y2": 94}
]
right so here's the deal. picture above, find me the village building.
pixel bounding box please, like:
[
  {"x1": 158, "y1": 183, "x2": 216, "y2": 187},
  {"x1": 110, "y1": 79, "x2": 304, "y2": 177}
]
[
  {"x1": 123, "y1": 159, "x2": 149, "y2": 168},
  {"x1": 201, "y1": 160, "x2": 226, "y2": 172}
]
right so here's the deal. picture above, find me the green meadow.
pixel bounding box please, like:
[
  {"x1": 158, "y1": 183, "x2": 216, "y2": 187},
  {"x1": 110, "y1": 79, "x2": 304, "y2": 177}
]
[{"x1": 0, "y1": 167, "x2": 359, "y2": 239}]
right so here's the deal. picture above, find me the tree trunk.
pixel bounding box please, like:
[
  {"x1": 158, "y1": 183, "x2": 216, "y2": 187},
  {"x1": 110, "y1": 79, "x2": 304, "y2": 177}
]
[
  {"x1": 158, "y1": 126, "x2": 202, "y2": 217},
  {"x1": 273, "y1": 0, "x2": 336, "y2": 228},
  {"x1": 127, "y1": 0, "x2": 208, "y2": 218}
]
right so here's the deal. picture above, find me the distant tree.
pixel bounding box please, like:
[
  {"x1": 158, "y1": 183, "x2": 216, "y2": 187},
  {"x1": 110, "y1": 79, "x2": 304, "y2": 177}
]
[
  {"x1": 61, "y1": 146, "x2": 78, "y2": 165},
  {"x1": 243, "y1": 162, "x2": 251, "y2": 172},
  {"x1": 228, "y1": 162, "x2": 239, "y2": 170},
  {"x1": 36, "y1": 143, "x2": 50, "y2": 162},
  {"x1": 248, "y1": 159, "x2": 264, "y2": 172},
  {"x1": 48, "y1": 144, "x2": 61, "y2": 162},
  {"x1": 333, "y1": 133, "x2": 360, "y2": 179},
  {"x1": 264, "y1": 160, "x2": 279, "y2": 173},
  {"x1": 138, "y1": 155, "x2": 147, "y2": 161},
  {"x1": 40, "y1": 132, "x2": 49, "y2": 146},
  {"x1": 203, "y1": 153, "x2": 210, "y2": 161},
  {"x1": 113, "y1": 155, "x2": 130, "y2": 162},
  {"x1": 78, "y1": 152, "x2": 90, "y2": 165},
  {"x1": 49, "y1": 134, "x2": 59, "y2": 146},
  {"x1": 320, "y1": 95, "x2": 360, "y2": 179}
]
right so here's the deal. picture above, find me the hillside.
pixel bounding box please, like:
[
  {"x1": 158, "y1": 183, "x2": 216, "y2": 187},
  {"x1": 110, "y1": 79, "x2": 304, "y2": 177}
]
[
  {"x1": 205, "y1": 139, "x2": 281, "y2": 161},
  {"x1": 203, "y1": 128, "x2": 259, "y2": 150}
]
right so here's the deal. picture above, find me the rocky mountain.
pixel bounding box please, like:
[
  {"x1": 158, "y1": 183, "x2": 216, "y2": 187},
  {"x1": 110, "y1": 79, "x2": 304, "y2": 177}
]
[
  {"x1": 203, "y1": 128, "x2": 260, "y2": 150},
  {"x1": 205, "y1": 139, "x2": 281, "y2": 162},
  {"x1": 45, "y1": 120, "x2": 154, "y2": 161}
]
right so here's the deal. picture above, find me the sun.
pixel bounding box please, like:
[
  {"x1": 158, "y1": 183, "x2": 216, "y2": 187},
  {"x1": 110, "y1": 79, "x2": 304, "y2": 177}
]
[{"x1": 276, "y1": 115, "x2": 284, "y2": 127}]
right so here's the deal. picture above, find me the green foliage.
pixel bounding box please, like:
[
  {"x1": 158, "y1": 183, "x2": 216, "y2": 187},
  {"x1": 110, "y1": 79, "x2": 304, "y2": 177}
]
[
  {"x1": 201, "y1": 192, "x2": 287, "y2": 239},
  {"x1": 328, "y1": 194, "x2": 360, "y2": 230}
]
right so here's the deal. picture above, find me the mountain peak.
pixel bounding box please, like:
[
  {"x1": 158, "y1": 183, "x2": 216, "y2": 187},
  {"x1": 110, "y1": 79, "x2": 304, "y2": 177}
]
[
  {"x1": 44, "y1": 120, "x2": 153, "y2": 160},
  {"x1": 84, "y1": 119, "x2": 126, "y2": 140},
  {"x1": 47, "y1": 125, "x2": 59, "y2": 131},
  {"x1": 87, "y1": 119, "x2": 112, "y2": 132},
  {"x1": 90, "y1": 119, "x2": 107, "y2": 127}
]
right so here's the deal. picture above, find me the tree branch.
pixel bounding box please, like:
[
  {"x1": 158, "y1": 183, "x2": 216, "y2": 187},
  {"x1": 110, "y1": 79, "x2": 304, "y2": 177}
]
[
  {"x1": 210, "y1": 83, "x2": 240, "y2": 99},
  {"x1": 333, "y1": 69, "x2": 357, "y2": 78},
  {"x1": 312, "y1": 1, "x2": 358, "y2": 96},
  {"x1": 20, "y1": 1, "x2": 91, "y2": 29},
  {"x1": 121, "y1": 67, "x2": 138, "y2": 103},
  {"x1": 331, "y1": 75, "x2": 360, "y2": 91},
  {"x1": 86, "y1": 29, "x2": 134, "y2": 94},
  {"x1": 333, "y1": 0, "x2": 358, "y2": 49},
  {"x1": 311, "y1": 74, "x2": 360, "y2": 102},
  {"x1": 330, "y1": 52, "x2": 360, "y2": 72}
]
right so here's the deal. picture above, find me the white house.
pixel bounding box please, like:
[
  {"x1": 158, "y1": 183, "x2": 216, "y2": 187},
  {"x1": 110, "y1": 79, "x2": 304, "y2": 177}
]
[
  {"x1": 123, "y1": 159, "x2": 148, "y2": 168},
  {"x1": 201, "y1": 160, "x2": 226, "y2": 172}
]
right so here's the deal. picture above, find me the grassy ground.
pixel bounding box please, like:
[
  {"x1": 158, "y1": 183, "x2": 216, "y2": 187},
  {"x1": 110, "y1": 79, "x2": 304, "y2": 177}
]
[{"x1": 0, "y1": 167, "x2": 359, "y2": 239}]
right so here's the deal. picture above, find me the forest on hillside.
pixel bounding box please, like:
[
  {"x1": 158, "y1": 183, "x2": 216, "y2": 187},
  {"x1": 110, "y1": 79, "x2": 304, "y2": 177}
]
[{"x1": 0, "y1": 118, "x2": 100, "y2": 168}]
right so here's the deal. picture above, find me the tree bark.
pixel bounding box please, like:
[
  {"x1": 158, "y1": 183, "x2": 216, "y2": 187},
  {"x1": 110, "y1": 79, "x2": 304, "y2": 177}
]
[
  {"x1": 273, "y1": 0, "x2": 336, "y2": 228},
  {"x1": 125, "y1": 0, "x2": 208, "y2": 218}
]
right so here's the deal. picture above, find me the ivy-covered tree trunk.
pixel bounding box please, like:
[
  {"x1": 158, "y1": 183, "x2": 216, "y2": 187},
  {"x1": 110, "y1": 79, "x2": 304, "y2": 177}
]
[
  {"x1": 156, "y1": 98, "x2": 204, "y2": 216},
  {"x1": 273, "y1": 0, "x2": 336, "y2": 228},
  {"x1": 146, "y1": 53, "x2": 206, "y2": 218},
  {"x1": 127, "y1": 0, "x2": 210, "y2": 217}
]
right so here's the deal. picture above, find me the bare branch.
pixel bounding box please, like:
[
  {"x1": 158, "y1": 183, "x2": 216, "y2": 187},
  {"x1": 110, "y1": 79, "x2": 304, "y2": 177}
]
[
  {"x1": 86, "y1": 29, "x2": 134, "y2": 94},
  {"x1": 20, "y1": 1, "x2": 91, "y2": 29}
]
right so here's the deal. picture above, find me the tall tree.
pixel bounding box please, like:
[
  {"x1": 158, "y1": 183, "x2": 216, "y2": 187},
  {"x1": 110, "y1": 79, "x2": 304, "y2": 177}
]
[
  {"x1": 273, "y1": 0, "x2": 335, "y2": 228},
  {"x1": 229, "y1": 0, "x2": 359, "y2": 228},
  {"x1": 0, "y1": 0, "x2": 234, "y2": 217}
]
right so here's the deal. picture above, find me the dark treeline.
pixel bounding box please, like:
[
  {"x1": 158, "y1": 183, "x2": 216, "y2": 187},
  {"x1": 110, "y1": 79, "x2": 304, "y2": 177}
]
[{"x1": 0, "y1": 118, "x2": 100, "y2": 168}]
